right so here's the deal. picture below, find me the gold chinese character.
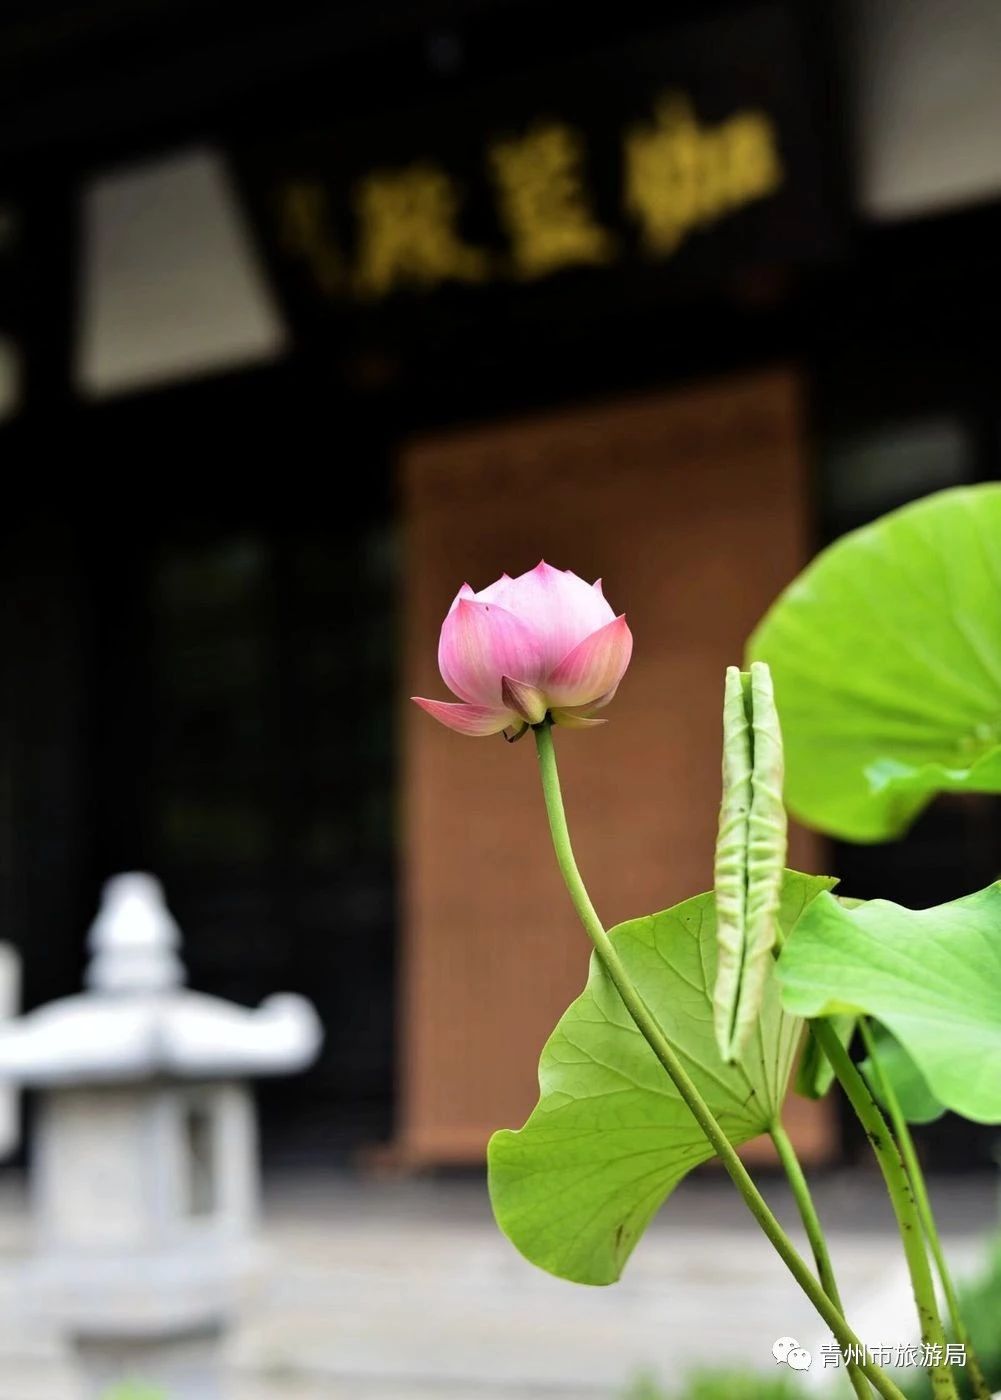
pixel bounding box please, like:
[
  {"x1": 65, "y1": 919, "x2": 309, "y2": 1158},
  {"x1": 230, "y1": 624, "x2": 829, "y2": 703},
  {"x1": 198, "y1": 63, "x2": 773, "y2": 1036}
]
[
  {"x1": 277, "y1": 179, "x2": 346, "y2": 297},
  {"x1": 488, "y1": 123, "x2": 615, "y2": 279},
  {"x1": 352, "y1": 163, "x2": 489, "y2": 297},
  {"x1": 721, "y1": 109, "x2": 784, "y2": 205},
  {"x1": 624, "y1": 97, "x2": 703, "y2": 254},
  {"x1": 624, "y1": 94, "x2": 783, "y2": 257}
]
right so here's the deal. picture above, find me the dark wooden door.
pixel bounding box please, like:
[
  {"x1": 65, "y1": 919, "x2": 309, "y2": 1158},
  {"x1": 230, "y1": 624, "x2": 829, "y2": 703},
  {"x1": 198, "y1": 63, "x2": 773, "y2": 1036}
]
[{"x1": 399, "y1": 368, "x2": 836, "y2": 1168}]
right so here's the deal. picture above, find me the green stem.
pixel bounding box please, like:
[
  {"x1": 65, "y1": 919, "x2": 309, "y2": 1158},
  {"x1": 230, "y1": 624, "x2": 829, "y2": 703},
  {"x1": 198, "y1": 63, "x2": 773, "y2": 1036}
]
[
  {"x1": 532, "y1": 722, "x2": 905, "y2": 1400},
  {"x1": 808, "y1": 1020, "x2": 959, "y2": 1400},
  {"x1": 857, "y1": 1019, "x2": 991, "y2": 1400},
  {"x1": 770, "y1": 1122, "x2": 873, "y2": 1399}
]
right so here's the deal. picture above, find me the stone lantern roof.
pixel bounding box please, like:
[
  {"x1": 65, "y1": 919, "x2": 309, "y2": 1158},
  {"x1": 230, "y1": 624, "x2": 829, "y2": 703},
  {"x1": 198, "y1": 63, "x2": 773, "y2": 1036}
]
[{"x1": 0, "y1": 873, "x2": 323, "y2": 1087}]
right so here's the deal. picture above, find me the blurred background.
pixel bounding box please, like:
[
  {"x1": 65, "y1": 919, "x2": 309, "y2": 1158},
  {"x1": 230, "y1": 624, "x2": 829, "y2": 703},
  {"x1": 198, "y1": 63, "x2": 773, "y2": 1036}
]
[{"x1": 0, "y1": 0, "x2": 1000, "y2": 1396}]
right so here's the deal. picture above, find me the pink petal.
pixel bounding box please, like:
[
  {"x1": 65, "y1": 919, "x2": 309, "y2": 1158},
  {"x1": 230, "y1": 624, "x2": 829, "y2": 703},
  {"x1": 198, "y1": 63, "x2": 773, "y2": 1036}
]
[
  {"x1": 555, "y1": 684, "x2": 619, "y2": 716},
  {"x1": 446, "y1": 583, "x2": 476, "y2": 614},
  {"x1": 411, "y1": 696, "x2": 513, "y2": 736},
  {"x1": 500, "y1": 675, "x2": 548, "y2": 724},
  {"x1": 473, "y1": 573, "x2": 511, "y2": 604},
  {"x1": 480, "y1": 561, "x2": 616, "y2": 672},
  {"x1": 551, "y1": 709, "x2": 607, "y2": 729},
  {"x1": 438, "y1": 598, "x2": 546, "y2": 705},
  {"x1": 545, "y1": 615, "x2": 633, "y2": 708}
]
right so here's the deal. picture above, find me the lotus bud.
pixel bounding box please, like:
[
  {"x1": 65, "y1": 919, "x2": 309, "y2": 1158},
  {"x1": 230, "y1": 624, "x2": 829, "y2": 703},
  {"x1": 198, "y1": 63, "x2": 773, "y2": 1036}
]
[{"x1": 412, "y1": 561, "x2": 632, "y2": 738}]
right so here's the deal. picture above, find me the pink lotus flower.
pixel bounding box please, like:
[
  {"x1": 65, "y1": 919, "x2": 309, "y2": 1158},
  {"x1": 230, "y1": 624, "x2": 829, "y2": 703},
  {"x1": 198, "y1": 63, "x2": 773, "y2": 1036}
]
[{"x1": 412, "y1": 561, "x2": 633, "y2": 737}]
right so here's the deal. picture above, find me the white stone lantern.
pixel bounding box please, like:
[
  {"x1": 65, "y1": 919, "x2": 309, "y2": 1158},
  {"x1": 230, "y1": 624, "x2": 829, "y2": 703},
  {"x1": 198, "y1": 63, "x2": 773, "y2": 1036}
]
[{"x1": 0, "y1": 872, "x2": 323, "y2": 1400}]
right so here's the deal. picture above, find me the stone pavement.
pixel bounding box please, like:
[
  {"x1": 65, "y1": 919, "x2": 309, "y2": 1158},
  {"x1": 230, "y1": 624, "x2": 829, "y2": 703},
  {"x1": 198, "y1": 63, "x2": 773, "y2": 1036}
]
[{"x1": 0, "y1": 1170, "x2": 994, "y2": 1400}]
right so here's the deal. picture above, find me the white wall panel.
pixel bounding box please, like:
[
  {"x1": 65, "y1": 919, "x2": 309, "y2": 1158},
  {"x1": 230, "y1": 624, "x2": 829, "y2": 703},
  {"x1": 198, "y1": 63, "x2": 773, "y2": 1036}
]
[{"x1": 76, "y1": 147, "x2": 287, "y2": 397}]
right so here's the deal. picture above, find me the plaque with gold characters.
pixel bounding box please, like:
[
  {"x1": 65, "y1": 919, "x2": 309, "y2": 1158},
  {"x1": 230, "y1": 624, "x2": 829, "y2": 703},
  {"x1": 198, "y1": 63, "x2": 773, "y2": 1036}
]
[{"x1": 236, "y1": 1, "x2": 838, "y2": 377}]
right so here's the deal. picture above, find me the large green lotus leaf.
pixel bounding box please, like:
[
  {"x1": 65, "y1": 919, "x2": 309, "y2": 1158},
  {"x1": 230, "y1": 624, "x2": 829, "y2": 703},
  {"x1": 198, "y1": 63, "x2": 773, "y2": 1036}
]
[
  {"x1": 777, "y1": 884, "x2": 1001, "y2": 1123},
  {"x1": 748, "y1": 484, "x2": 1001, "y2": 842},
  {"x1": 859, "y1": 1025, "x2": 946, "y2": 1126},
  {"x1": 713, "y1": 665, "x2": 787, "y2": 1063},
  {"x1": 793, "y1": 898, "x2": 861, "y2": 1099},
  {"x1": 488, "y1": 871, "x2": 834, "y2": 1285}
]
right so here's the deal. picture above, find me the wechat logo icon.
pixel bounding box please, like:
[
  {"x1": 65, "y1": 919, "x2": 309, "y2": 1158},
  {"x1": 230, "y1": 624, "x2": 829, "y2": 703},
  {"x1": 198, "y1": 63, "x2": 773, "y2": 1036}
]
[{"x1": 772, "y1": 1336, "x2": 812, "y2": 1371}]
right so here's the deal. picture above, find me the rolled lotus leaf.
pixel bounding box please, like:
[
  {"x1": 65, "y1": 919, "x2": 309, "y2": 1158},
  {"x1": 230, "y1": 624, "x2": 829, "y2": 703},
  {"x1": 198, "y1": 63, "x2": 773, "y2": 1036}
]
[{"x1": 713, "y1": 662, "x2": 787, "y2": 1062}]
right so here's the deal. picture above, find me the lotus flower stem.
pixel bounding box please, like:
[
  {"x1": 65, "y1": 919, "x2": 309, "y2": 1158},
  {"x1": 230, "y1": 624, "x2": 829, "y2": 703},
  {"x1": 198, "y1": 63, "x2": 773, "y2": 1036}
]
[
  {"x1": 809, "y1": 1020, "x2": 959, "y2": 1400},
  {"x1": 533, "y1": 718, "x2": 906, "y2": 1400},
  {"x1": 856, "y1": 1019, "x2": 990, "y2": 1400},
  {"x1": 769, "y1": 1121, "x2": 873, "y2": 1399}
]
